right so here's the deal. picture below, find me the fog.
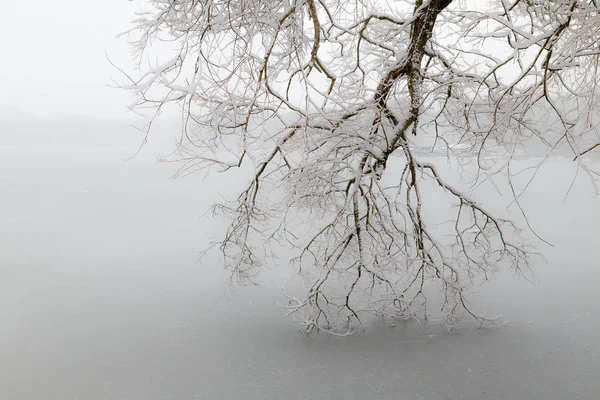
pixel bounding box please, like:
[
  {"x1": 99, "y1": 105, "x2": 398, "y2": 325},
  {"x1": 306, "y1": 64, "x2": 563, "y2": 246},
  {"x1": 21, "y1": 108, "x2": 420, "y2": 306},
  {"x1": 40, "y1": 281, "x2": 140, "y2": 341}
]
[
  {"x1": 2, "y1": 0, "x2": 599, "y2": 398},
  {"x1": 1, "y1": 127, "x2": 598, "y2": 400}
]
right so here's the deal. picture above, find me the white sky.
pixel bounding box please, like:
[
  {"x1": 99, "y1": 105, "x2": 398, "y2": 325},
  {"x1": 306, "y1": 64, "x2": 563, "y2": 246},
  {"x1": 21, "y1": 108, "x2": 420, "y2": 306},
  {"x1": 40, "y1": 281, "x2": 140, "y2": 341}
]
[{"x1": 0, "y1": 0, "x2": 139, "y2": 119}]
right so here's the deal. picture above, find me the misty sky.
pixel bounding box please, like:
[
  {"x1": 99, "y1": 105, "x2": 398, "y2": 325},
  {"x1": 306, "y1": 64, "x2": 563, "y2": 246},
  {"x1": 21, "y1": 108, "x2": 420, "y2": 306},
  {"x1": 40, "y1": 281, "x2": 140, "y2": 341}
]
[{"x1": 0, "y1": 1, "x2": 139, "y2": 119}]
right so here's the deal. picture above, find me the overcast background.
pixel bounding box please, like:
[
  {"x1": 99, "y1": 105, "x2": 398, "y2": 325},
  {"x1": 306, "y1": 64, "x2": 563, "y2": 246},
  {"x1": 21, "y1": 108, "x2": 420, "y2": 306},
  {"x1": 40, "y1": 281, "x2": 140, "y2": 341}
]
[
  {"x1": 1, "y1": 0, "x2": 142, "y2": 120},
  {"x1": 0, "y1": 0, "x2": 186, "y2": 153}
]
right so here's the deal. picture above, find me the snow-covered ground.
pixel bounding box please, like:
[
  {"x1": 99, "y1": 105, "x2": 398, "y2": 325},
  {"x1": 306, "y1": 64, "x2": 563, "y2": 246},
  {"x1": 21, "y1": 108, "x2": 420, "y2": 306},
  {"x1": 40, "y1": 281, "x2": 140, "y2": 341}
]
[{"x1": 1, "y1": 144, "x2": 599, "y2": 400}]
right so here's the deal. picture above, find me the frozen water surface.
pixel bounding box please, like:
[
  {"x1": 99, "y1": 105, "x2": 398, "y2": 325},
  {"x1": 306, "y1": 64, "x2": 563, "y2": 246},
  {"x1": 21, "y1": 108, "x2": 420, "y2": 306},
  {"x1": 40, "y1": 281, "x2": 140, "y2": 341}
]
[{"x1": 1, "y1": 144, "x2": 599, "y2": 400}]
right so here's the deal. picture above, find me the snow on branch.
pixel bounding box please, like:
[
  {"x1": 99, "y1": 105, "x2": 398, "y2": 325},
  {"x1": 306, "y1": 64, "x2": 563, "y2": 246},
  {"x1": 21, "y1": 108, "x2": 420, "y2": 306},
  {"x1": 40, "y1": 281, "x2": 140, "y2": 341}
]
[{"x1": 118, "y1": 0, "x2": 600, "y2": 333}]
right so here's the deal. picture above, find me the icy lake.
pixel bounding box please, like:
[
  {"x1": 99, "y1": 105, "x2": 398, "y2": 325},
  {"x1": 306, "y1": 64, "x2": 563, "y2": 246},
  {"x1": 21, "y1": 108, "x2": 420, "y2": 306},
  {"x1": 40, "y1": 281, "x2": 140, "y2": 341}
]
[{"x1": 1, "y1": 139, "x2": 599, "y2": 400}]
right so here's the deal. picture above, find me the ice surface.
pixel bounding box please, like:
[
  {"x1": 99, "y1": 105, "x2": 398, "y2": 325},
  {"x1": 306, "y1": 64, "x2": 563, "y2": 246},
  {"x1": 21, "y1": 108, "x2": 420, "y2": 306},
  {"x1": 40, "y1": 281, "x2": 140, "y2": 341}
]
[{"x1": 0, "y1": 142, "x2": 598, "y2": 400}]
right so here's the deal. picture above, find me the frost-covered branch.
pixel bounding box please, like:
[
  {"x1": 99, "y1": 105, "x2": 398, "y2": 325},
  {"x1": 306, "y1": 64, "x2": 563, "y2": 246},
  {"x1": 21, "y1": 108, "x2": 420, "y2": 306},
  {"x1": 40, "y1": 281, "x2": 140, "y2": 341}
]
[{"x1": 119, "y1": 0, "x2": 600, "y2": 333}]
